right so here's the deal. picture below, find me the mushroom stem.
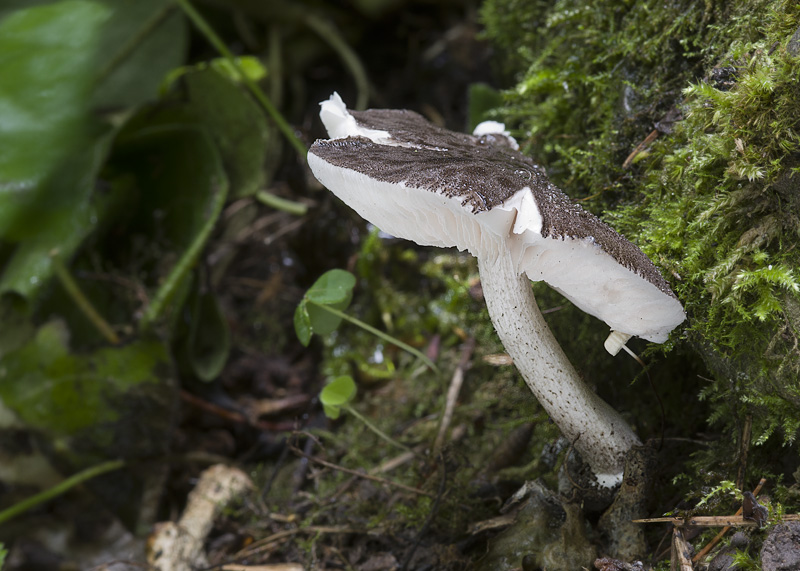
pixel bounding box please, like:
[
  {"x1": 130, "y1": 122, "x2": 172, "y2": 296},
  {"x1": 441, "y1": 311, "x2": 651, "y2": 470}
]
[{"x1": 478, "y1": 247, "x2": 641, "y2": 488}]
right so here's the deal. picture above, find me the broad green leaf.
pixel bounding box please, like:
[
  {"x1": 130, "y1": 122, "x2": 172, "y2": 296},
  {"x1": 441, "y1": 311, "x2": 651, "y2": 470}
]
[
  {"x1": 306, "y1": 269, "x2": 356, "y2": 305},
  {"x1": 320, "y1": 375, "x2": 357, "y2": 406},
  {"x1": 90, "y1": 0, "x2": 187, "y2": 109},
  {"x1": 0, "y1": 131, "x2": 115, "y2": 300},
  {"x1": 322, "y1": 403, "x2": 342, "y2": 420},
  {"x1": 0, "y1": 1, "x2": 119, "y2": 301},
  {"x1": 111, "y1": 123, "x2": 225, "y2": 250},
  {"x1": 302, "y1": 269, "x2": 356, "y2": 337},
  {"x1": 0, "y1": 0, "x2": 110, "y2": 239},
  {"x1": 185, "y1": 284, "x2": 231, "y2": 382},
  {"x1": 294, "y1": 301, "x2": 312, "y2": 346},
  {"x1": 0, "y1": 321, "x2": 175, "y2": 439},
  {"x1": 306, "y1": 298, "x2": 351, "y2": 336},
  {"x1": 320, "y1": 376, "x2": 357, "y2": 419},
  {"x1": 108, "y1": 122, "x2": 228, "y2": 328},
  {"x1": 0, "y1": 320, "x2": 177, "y2": 527},
  {"x1": 180, "y1": 68, "x2": 273, "y2": 198}
]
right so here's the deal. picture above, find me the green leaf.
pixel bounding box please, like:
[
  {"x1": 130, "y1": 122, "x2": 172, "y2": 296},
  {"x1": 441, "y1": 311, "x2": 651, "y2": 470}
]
[
  {"x1": 306, "y1": 299, "x2": 351, "y2": 336},
  {"x1": 0, "y1": 320, "x2": 177, "y2": 527},
  {"x1": 180, "y1": 68, "x2": 274, "y2": 198},
  {"x1": 306, "y1": 269, "x2": 356, "y2": 305},
  {"x1": 0, "y1": 0, "x2": 117, "y2": 301},
  {"x1": 91, "y1": 0, "x2": 187, "y2": 109},
  {"x1": 467, "y1": 82, "x2": 504, "y2": 132},
  {"x1": 190, "y1": 296, "x2": 230, "y2": 381},
  {"x1": 112, "y1": 123, "x2": 226, "y2": 249},
  {"x1": 294, "y1": 301, "x2": 312, "y2": 346},
  {"x1": 320, "y1": 375, "x2": 357, "y2": 419},
  {"x1": 163, "y1": 56, "x2": 267, "y2": 88},
  {"x1": 0, "y1": 321, "x2": 175, "y2": 439},
  {"x1": 0, "y1": 132, "x2": 114, "y2": 300},
  {"x1": 185, "y1": 283, "x2": 231, "y2": 382},
  {"x1": 303, "y1": 269, "x2": 356, "y2": 337},
  {"x1": 109, "y1": 120, "x2": 228, "y2": 330},
  {"x1": 0, "y1": 0, "x2": 110, "y2": 238}
]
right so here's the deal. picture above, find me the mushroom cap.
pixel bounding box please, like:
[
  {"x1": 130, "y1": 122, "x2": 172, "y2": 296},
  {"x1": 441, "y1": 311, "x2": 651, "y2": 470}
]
[{"x1": 308, "y1": 93, "x2": 685, "y2": 343}]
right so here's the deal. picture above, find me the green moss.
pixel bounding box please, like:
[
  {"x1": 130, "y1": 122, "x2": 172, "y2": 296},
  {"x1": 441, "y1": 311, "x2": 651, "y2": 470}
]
[{"x1": 482, "y1": 0, "x2": 800, "y2": 458}]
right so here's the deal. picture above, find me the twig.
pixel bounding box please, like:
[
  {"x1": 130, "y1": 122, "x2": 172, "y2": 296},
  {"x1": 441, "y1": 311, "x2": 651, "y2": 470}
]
[
  {"x1": 434, "y1": 338, "x2": 475, "y2": 453},
  {"x1": 289, "y1": 447, "x2": 434, "y2": 498},
  {"x1": 635, "y1": 514, "x2": 797, "y2": 527},
  {"x1": 148, "y1": 465, "x2": 252, "y2": 570},
  {"x1": 736, "y1": 415, "x2": 753, "y2": 491},
  {"x1": 671, "y1": 528, "x2": 693, "y2": 571},
  {"x1": 180, "y1": 390, "x2": 297, "y2": 431},
  {"x1": 370, "y1": 449, "x2": 417, "y2": 475},
  {"x1": 235, "y1": 526, "x2": 358, "y2": 559},
  {"x1": 691, "y1": 477, "x2": 766, "y2": 563},
  {"x1": 622, "y1": 129, "x2": 659, "y2": 169}
]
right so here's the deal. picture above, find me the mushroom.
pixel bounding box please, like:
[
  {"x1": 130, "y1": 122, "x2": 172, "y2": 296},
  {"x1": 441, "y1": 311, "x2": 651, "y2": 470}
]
[{"x1": 307, "y1": 93, "x2": 685, "y2": 487}]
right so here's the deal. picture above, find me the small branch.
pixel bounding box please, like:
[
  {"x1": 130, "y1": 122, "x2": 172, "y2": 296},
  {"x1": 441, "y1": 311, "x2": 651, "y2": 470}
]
[
  {"x1": 635, "y1": 512, "x2": 799, "y2": 529},
  {"x1": 290, "y1": 447, "x2": 434, "y2": 498},
  {"x1": 180, "y1": 390, "x2": 298, "y2": 432},
  {"x1": 51, "y1": 251, "x2": 120, "y2": 345},
  {"x1": 736, "y1": 415, "x2": 753, "y2": 491},
  {"x1": 622, "y1": 129, "x2": 659, "y2": 169},
  {"x1": 692, "y1": 477, "x2": 766, "y2": 563},
  {"x1": 148, "y1": 464, "x2": 252, "y2": 570},
  {"x1": 671, "y1": 528, "x2": 693, "y2": 571},
  {"x1": 434, "y1": 338, "x2": 475, "y2": 454},
  {"x1": 235, "y1": 525, "x2": 358, "y2": 559}
]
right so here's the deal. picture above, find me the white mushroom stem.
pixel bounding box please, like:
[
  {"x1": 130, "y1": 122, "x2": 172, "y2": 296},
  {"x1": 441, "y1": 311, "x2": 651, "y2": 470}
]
[{"x1": 478, "y1": 246, "x2": 642, "y2": 488}]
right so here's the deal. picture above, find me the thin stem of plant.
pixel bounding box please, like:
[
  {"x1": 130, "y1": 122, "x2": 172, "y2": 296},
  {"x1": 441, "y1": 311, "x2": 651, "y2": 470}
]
[
  {"x1": 303, "y1": 13, "x2": 369, "y2": 110},
  {"x1": 0, "y1": 459, "x2": 125, "y2": 526},
  {"x1": 50, "y1": 251, "x2": 120, "y2": 345},
  {"x1": 255, "y1": 190, "x2": 308, "y2": 216},
  {"x1": 343, "y1": 404, "x2": 413, "y2": 454},
  {"x1": 175, "y1": 0, "x2": 308, "y2": 159},
  {"x1": 310, "y1": 302, "x2": 438, "y2": 372},
  {"x1": 139, "y1": 177, "x2": 228, "y2": 331}
]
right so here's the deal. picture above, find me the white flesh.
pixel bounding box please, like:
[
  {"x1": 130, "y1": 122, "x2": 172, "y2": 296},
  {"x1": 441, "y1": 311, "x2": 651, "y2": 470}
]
[{"x1": 478, "y1": 243, "x2": 642, "y2": 487}]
